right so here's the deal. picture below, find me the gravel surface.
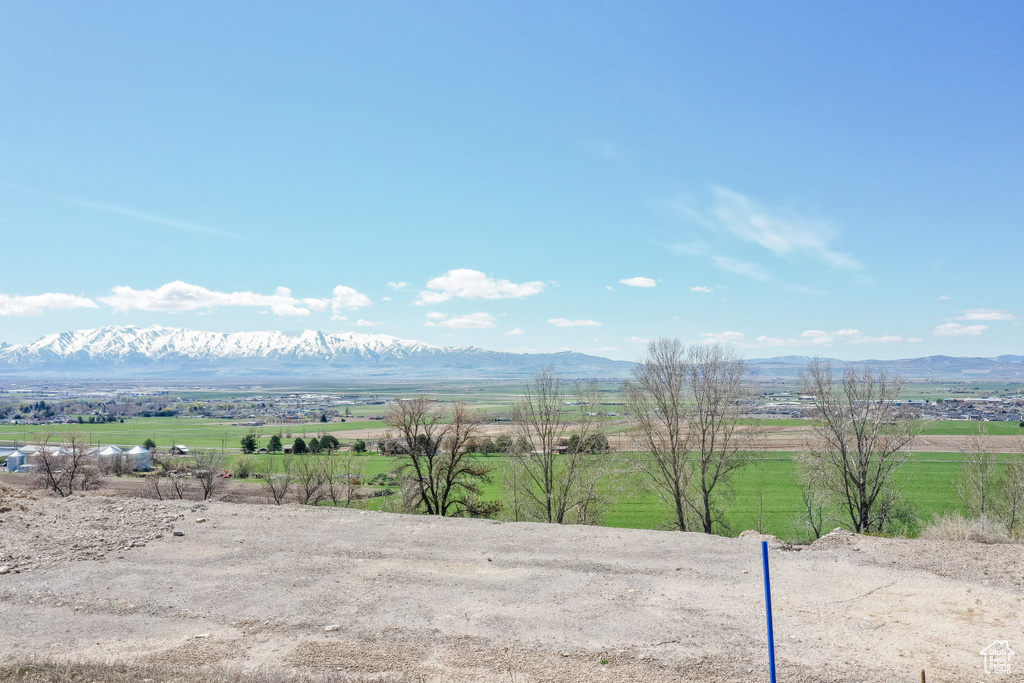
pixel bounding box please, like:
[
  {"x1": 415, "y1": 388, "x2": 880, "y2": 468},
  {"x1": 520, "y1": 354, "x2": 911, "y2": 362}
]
[{"x1": 1, "y1": 477, "x2": 1022, "y2": 682}]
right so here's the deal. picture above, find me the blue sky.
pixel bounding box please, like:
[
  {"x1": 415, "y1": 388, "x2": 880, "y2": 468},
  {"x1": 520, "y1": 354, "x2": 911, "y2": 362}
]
[{"x1": 1, "y1": 1, "x2": 1021, "y2": 361}]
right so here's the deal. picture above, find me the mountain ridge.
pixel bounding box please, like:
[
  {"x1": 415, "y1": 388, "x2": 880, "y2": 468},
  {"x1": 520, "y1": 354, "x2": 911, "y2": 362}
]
[
  {"x1": 0, "y1": 325, "x2": 632, "y2": 378},
  {"x1": 0, "y1": 326, "x2": 1020, "y2": 380}
]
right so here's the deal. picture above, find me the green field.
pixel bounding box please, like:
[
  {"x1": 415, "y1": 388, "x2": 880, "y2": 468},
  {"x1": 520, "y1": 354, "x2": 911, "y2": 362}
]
[
  {"x1": 3, "y1": 410, "x2": 1019, "y2": 542},
  {"x1": 0, "y1": 416, "x2": 378, "y2": 451},
  {"x1": 321, "y1": 450, "x2": 997, "y2": 543}
]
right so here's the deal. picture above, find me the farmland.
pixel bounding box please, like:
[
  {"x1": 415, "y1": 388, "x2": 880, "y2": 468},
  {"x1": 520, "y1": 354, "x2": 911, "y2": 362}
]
[{"x1": 2, "y1": 378, "x2": 1022, "y2": 543}]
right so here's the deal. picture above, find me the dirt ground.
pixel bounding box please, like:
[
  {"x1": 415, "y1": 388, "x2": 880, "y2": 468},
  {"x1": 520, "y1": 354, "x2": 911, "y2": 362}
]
[{"x1": 1, "y1": 477, "x2": 1022, "y2": 683}]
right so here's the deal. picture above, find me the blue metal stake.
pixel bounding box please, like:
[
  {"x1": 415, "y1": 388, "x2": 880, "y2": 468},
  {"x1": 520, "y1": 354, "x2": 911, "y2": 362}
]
[{"x1": 762, "y1": 540, "x2": 777, "y2": 683}]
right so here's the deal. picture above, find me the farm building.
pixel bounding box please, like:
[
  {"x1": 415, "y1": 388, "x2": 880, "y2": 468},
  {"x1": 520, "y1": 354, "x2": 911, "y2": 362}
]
[{"x1": 126, "y1": 445, "x2": 151, "y2": 471}]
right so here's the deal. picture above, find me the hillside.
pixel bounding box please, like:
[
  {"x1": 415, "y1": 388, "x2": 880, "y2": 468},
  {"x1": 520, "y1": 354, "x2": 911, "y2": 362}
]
[{"x1": 1, "y1": 479, "x2": 1019, "y2": 682}]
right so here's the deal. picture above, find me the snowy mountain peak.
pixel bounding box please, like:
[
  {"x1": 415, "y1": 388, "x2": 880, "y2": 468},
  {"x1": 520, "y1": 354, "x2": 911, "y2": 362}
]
[{"x1": 0, "y1": 325, "x2": 631, "y2": 378}]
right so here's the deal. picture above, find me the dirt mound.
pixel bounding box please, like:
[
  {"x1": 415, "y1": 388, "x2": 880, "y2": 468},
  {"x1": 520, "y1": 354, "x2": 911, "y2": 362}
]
[
  {"x1": 807, "y1": 526, "x2": 859, "y2": 550},
  {"x1": 0, "y1": 478, "x2": 37, "y2": 513}
]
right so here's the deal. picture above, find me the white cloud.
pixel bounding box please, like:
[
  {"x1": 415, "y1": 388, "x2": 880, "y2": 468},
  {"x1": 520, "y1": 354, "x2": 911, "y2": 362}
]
[
  {"x1": 938, "y1": 295, "x2": 951, "y2": 300},
  {"x1": 386, "y1": 281, "x2": 407, "y2": 290},
  {"x1": 690, "y1": 286, "x2": 713, "y2": 293},
  {"x1": 700, "y1": 331, "x2": 746, "y2": 345},
  {"x1": 416, "y1": 269, "x2": 545, "y2": 305},
  {"x1": 330, "y1": 285, "x2": 372, "y2": 312},
  {"x1": 355, "y1": 319, "x2": 382, "y2": 327},
  {"x1": 596, "y1": 346, "x2": 620, "y2": 352},
  {"x1": 907, "y1": 337, "x2": 923, "y2": 343},
  {"x1": 711, "y1": 256, "x2": 771, "y2": 282},
  {"x1": 625, "y1": 336, "x2": 649, "y2": 344},
  {"x1": 424, "y1": 312, "x2": 497, "y2": 329},
  {"x1": 958, "y1": 308, "x2": 1014, "y2": 321},
  {"x1": 620, "y1": 276, "x2": 657, "y2": 288},
  {"x1": 99, "y1": 280, "x2": 369, "y2": 317},
  {"x1": 934, "y1": 323, "x2": 987, "y2": 337},
  {"x1": 505, "y1": 328, "x2": 525, "y2": 336},
  {"x1": 548, "y1": 318, "x2": 601, "y2": 327},
  {"x1": 0, "y1": 292, "x2": 99, "y2": 316}
]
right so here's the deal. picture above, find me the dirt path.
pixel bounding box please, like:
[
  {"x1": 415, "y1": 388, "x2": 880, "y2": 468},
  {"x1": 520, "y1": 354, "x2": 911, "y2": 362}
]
[{"x1": 2, "y1": 479, "x2": 1021, "y2": 681}]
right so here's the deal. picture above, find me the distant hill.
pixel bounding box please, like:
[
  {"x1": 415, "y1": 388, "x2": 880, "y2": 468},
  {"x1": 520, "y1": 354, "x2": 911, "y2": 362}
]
[
  {"x1": 0, "y1": 325, "x2": 633, "y2": 379},
  {"x1": 747, "y1": 354, "x2": 1024, "y2": 380}
]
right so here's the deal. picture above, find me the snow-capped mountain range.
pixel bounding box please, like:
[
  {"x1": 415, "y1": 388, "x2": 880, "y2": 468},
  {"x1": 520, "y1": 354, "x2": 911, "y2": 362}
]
[
  {"x1": 0, "y1": 325, "x2": 1020, "y2": 380},
  {"x1": 0, "y1": 325, "x2": 634, "y2": 378}
]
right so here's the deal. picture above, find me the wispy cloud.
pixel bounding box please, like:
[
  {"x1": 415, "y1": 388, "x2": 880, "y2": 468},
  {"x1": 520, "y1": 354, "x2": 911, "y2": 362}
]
[
  {"x1": 709, "y1": 187, "x2": 861, "y2": 270},
  {"x1": 700, "y1": 328, "x2": 906, "y2": 348},
  {"x1": 58, "y1": 195, "x2": 245, "y2": 241},
  {"x1": 666, "y1": 187, "x2": 863, "y2": 280},
  {"x1": 416, "y1": 269, "x2": 545, "y2": 305},
  {"x1": 99, "y1": 281, "x2": 370, "y2": 317},
  {"x1": 620, "y1": 276, "x2": 657, "y2": 288},
  {"x1": 423, "y1": 311, "x2": 497, "y2": 329},
  {"x1": 934, "y1": 323, "x2": 987, "y2": 337},
  {"x1": 690, "y1": 286, "x2": 713, "y2": 293},
  {"x1": 386, "y1": 281, "x2": 407, "y2": 290},
  {"x1": 354, "y1": 319, "x2": 382, "y2": 327},
  {"x1": 711, "y1": 256, "x2": 770, "y2": 282},
  {"x1": 957, "y1": 308, "x2": 1014, "y2": 321},
  {"x1": 505, "y1": 328, "x2": 525, "y2": 336},
  {"x1": 0, "y1": 292, "x2": 99, "y2": 316},
  {"x1": 625, "y1": 336, "x2": 650, "y2": 344},
  {"x1": 548, "y1": 318, "x2": 601, "y2": 327}
]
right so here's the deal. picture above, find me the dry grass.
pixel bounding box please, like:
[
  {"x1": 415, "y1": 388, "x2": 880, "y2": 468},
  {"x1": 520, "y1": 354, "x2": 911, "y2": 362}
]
[
  {"x1": 919, "y1": 512, "x2": 1014, "y2": 544},
  {"x1": 0, "y1": 657, "x2": 408, "y2": 683}
]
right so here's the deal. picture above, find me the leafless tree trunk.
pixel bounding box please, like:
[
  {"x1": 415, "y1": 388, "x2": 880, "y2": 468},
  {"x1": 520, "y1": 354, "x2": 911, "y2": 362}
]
[
  {"x1": 324, "y1": 453, "x2": 364, "y2": 507},
  {"x1": 262, "y1": 453, "x2": 295, "y2": 505},
  {"x1": 685, "y1": 344, "x2": 753, "y2": 534},
  {"x1": 1002, "y1": 438, "x2": 1024, "y2": 534},
  {"x1": 294, "y1": 454, "x2": 329, "y2": 505},
  {"x1": 31, "y1": 429, "x2": 102, "y2": 497},
  {"x1": 799, "y1": 359, "x2": 918, "y2": 534},
  {"x1": 505, "y1": 369, "x2": 611, "y2": 524},
  {"x1": 624, "y1": 338, "x2": 693, "y2": 531},
  {"x1": 385, "y1": 398, "x2": 499, "y2": 517},
  {"x1": 954, "y1": 422, "x2": 999, "y2": 518},
  {"x1": 796, "y1": 468, "x2": 828, "y2": 541},
  {"x1": 193, "y1": 450, "x2": 226, "y2": 501}
]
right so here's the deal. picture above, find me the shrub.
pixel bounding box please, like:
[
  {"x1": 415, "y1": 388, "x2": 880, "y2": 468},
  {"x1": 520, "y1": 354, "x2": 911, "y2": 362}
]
[{"x1": 920, "y1": 513, "x2": 1013, "y2": 544}]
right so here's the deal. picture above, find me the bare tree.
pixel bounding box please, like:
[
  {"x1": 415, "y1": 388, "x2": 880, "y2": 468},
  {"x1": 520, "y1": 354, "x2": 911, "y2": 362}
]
[
  {"x1": 686, "y1": 344, "x2": 753, "y2": 534},
  {"x1": 954, "y1": 422, "x2": 999, "y2": 518},
  {"x1": 624, "y1": 338, "x2": 693, "y2": 531},
  {"x1": 384, "y1": 398, "x2": 499, "y2": 517},
  {"x1": 324, "y1": 452, "x2": 364, "y2": 507},
  {"x1": 192, "y1": 450, "x2": 226, "y2": 501},
  {"x1": 262, "y1": 453, "x2": 295, "y2": 505},
  {"x1": 1001, "y1": 437, "x2": 1024, "y2": 535},
  {"x1": 294, "y1": 454, "x2": 329, "y2": 505},
  {"x1": 800, "y1": 359, "x2": 918, "y2": 533},
  {"x1": 795, "y1": 467, "x2": 828, "y2": 541},
  {"x1": 505, "y1": 369, "x2": 611, "y2": 524},
  {"x1": 32, "y1": 429, "x2": 102, "y2": 497}
]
